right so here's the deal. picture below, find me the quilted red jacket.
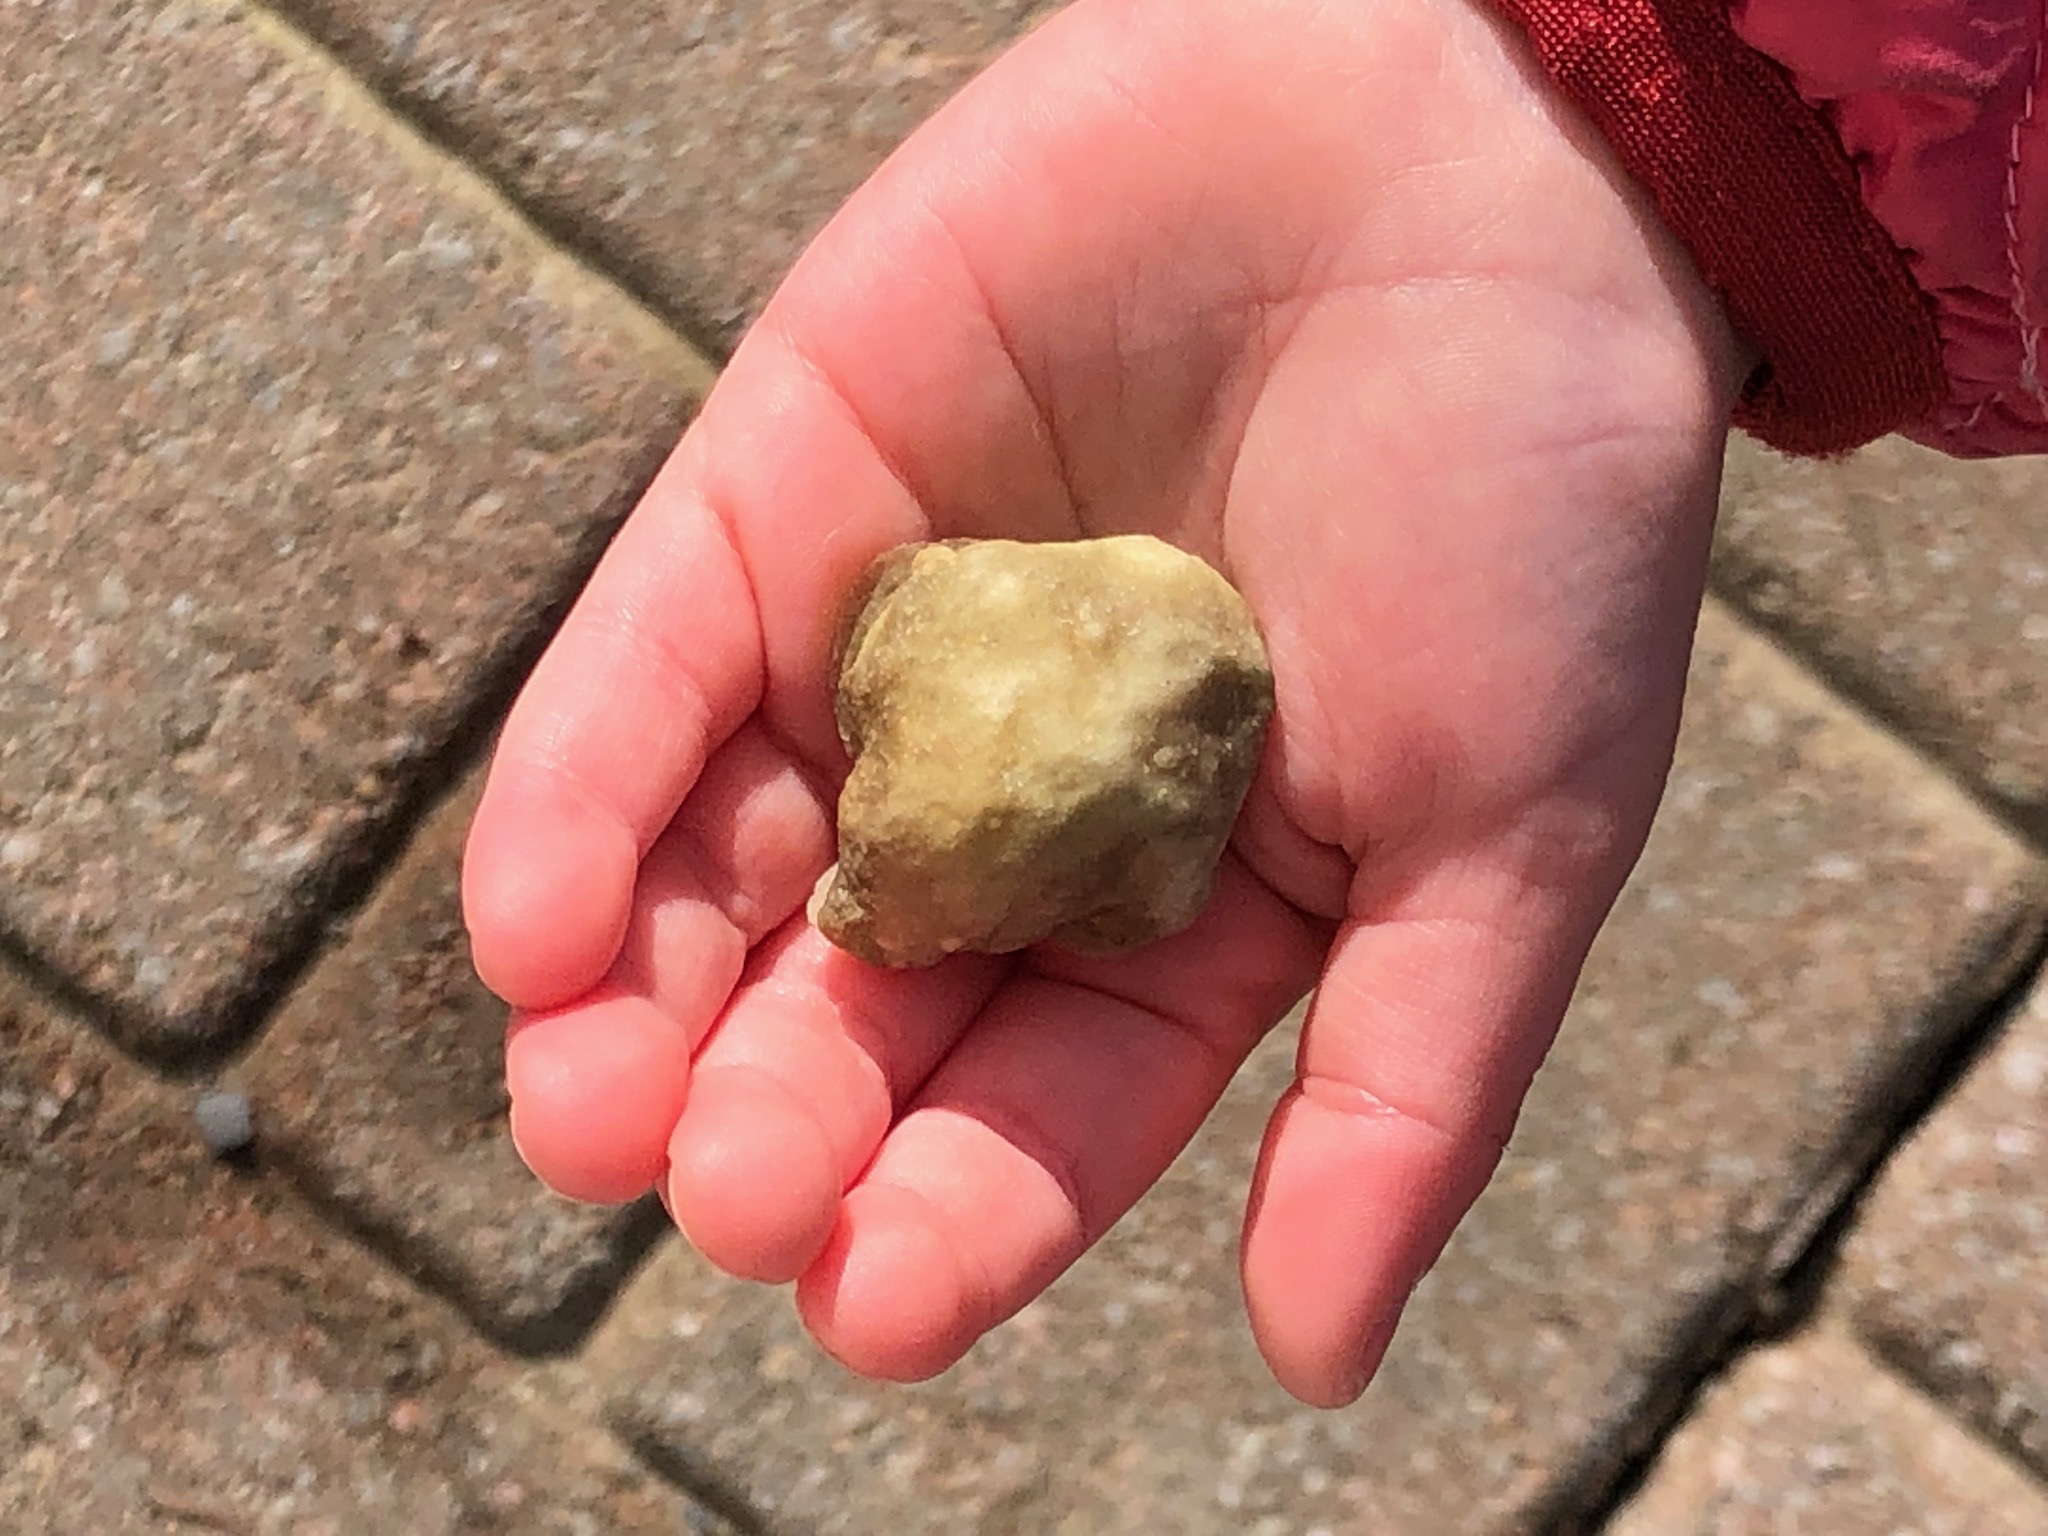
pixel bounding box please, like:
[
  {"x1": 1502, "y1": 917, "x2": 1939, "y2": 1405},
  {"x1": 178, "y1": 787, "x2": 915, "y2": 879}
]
[{"x1": 1487, "y1": 0, "x2": 2047, "y2": 458}]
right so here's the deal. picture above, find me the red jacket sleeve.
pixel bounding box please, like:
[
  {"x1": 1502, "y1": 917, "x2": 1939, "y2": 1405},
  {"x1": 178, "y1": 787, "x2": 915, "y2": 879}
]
[
  {"x1": 1483, "y1": 0, "x2": 2048, "y2": 459},
  {"x1": 1732, "y1": 0, "x2": 2047, "y2": 458}
]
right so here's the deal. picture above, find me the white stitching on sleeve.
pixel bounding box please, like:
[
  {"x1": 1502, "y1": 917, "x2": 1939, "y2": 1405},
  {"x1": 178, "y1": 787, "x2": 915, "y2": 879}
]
[{"x1": 2004, "y1": 6, "x2": 2045, "y2": 410}]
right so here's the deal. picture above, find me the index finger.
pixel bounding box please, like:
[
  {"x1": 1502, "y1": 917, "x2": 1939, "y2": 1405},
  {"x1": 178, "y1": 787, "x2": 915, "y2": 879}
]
[{"x1": 461, "y1": 349, "x2": 932, "y2": 1009}]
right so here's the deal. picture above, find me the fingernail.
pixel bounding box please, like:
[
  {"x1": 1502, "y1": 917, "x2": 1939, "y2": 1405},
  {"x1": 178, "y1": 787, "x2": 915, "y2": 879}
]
[{"x1": 1339, "y1": 1311, "x2": 1402, "y2": 1404}]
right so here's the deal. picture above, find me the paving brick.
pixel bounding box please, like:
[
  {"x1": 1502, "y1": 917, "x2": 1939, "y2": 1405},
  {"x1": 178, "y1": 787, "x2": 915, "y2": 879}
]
[
  {"x1": 239, "y1": 772, "x2": 659, "y2": 1351},
  {"x1": 0, "y1": 966, "x2": 732, "y2": 1535},
  {"x1": 1609, "y1": 1326, "x2": 2048, "y2": 1536},
  {"x1": 1836, "y1": 971, "x2": 2048, "y2": 1478},
  {"x1": 584, "y1": 603, "x2": 2047, "y2": 1535},
  {"x1": 0, "y1": 0, "x2": 707, "y2": 1056},
  {"x1": 277, "y1": 0, "x2": 1053, "y2": 351},
  {"x1": 1713, "y1": 433, "x2": 2048, "y2": 820}
]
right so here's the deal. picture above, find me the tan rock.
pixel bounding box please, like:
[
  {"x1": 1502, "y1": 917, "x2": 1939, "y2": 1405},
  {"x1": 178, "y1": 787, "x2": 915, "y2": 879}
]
[{"x1": 815, "y1": 536, "x2": 1274, "y2": 968}]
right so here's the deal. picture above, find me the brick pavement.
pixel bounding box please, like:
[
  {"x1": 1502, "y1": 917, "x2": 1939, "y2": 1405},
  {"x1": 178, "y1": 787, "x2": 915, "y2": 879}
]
[
  {"x1": 1608, "y1": 1327, "x2": 2048, "y2": 1536},
  {"x1": 1, "y1": 0, "x2": 706, "y2": 1058},
  {"x1": 1716, "y1": 436, "x2": 2048, "y2": 830},
  {"x1": 5, "y1": 1, "x2": 2048, "y2": 1532}
]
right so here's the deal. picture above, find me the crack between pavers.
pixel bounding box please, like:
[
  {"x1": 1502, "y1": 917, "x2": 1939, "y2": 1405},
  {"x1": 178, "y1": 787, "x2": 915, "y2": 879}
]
[
  {"x1": 102, "y1": 419, "x2": 670, "y2": 1081},
  {"x1": 257, "y1": 1135, "x2": 677, "y2": 1357},
  {"x1": 231, "y1": 0, "x2": 738, "y2": 370},
  {"x1": 611, "y1": 1419, "x2": 780, "y2": 1536},
  {"x1": 1702, "y1": 591, "x2": 2048, "y2": 850},
  {"x1": 1854, "y1": 1313, "x2": 2048, "y2": 1497},
  {"x1": 1530, "y1": 918, "x2": 2048, "y2": 1534},
  {"x1": 1708, "y1": 566, "x2": 2048, "y2": 857},
  {"x1": 0, "y1": 927, "x2": 160, "y2": 1070}
]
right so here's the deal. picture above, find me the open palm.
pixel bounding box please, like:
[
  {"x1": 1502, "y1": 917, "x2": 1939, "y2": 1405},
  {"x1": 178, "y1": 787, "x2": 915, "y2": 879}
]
[{"x1": 463, "y1": 0, "x2": 1745, "y2": 1408}]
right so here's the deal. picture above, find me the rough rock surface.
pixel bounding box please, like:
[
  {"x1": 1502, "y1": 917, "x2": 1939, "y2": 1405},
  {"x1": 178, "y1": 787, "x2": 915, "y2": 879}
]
[{"x1": 816, "y1": 536, "x2": 1273, "y2": 968}]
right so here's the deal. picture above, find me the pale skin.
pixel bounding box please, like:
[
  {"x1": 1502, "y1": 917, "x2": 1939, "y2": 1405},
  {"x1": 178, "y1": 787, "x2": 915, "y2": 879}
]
[{"x1": 462, "y1": 0, "x2": 1752, "y2": 1408}]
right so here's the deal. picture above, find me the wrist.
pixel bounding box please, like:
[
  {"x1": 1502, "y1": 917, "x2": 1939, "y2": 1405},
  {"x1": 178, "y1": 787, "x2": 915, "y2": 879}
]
[
  {"x1": 1467, "y1": 0, "x2": 1942, "y2": 454},
  {"x1": 1444, "y1": 0, "x2": 1758, "y2": 403}
]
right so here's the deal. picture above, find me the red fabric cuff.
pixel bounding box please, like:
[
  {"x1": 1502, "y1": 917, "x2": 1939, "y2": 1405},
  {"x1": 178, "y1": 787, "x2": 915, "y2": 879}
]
[{"x1": 1483, "y1": 0, "x2": 1946, "y2": 455}]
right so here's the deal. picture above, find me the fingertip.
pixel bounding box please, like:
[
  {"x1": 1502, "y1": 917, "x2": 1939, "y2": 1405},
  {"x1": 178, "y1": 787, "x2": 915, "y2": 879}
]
[
  {"x1": 666, "y1": 1065, "x2": 842, "y2": 1284},
  {"x1": 464, "y1": 776, "x2": 638, "y2": 1009},
  {"x1": 1281, "y1": 1308, "x2": 1402, "y2": 1411},
  {"x1": 504, "y1": 992, "x2": 692, "y2": 1205},
  {"x1": 1239, "y1": 1087, "x2": 1407, "y2": 1407},
  {"x1": 1342, "y1": 1310, "x2": 1404, "y2": 1405},
  {"x1": 1242, "y1": 1084, "x2": 1478, "y2": 1409},
  {"x1": 795, "y1": 1183, "x2": 984, "y2": 1383}
]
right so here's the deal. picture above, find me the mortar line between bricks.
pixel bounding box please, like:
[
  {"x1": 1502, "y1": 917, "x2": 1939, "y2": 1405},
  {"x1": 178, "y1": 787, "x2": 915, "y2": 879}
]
[
  {"x1": 610, "y1": 1422, "x2": 778, "y2": 1536},
  {"x1": 219, "y1": 0, "x2": 722, "y2": 387},
  {"x1": 238, "y1": 0, "x2": 738, "y2": 366},
  {"x1": 96, "y1": 438, "x2": 656, "y2": 1080},
  {"x1": 0, "y1": 924, "x2": 156, "y2": 1061},
  {"x1": 1549, "y1": 931, "x2": 2048, "y2": 1533},
  {"x1": 261, "y1": 1123, "x2": 677, "y2": 1356},
  {"x1": 0, "y1": 935, "x2": 748, "y2": 1528},
  {"x1": 1706, "y1": 571, "x2": 2048, "y2": 857},
  {"x1": 1853, "y1": 1323, "x2": 2048, "y2": 1504},
  {"x1": 1534, "y1": 596, "x2": 2048, "y2": 1528},
  {"x1": 1700, "y1": 591, "x2": 2048, "y2": 858},
  {"x1": 190, "y1": 657, "x2": 523, "y2": 1081}
]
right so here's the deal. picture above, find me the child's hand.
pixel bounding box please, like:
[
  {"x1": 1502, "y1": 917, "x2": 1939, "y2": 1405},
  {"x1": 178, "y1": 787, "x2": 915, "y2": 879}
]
[{"x1": 462, "y1": 0, "x2": 1746, "y2": 1407}]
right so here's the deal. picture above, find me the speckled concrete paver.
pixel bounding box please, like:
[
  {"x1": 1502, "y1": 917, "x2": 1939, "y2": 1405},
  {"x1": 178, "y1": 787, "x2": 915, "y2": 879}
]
[
  {"x1": 238, "y1": 772, "x2": 661, "y2": 1351},
  {"x1": 271, "y1": 0, "x2": 1054, "y2": 350},
  {"x1": 0, "y1": 964, "x2": 732, "y2": 1536},
  {"x1": 583, "y1": 602, "x2": 2046, "y2": 1535},
  {"x1": 0, "y1": 0, "x2": 706, "y2": 1056},
  {"x1": 1715, "y1": 435, "x2": 2048, "y2": 822},
  {"x1": 1609, "y1": 1326, "x2": 2048, "y2": 1536},
  {"x1": 1836, "y1": 970, "x2": 2048, "y2": 1478}
]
